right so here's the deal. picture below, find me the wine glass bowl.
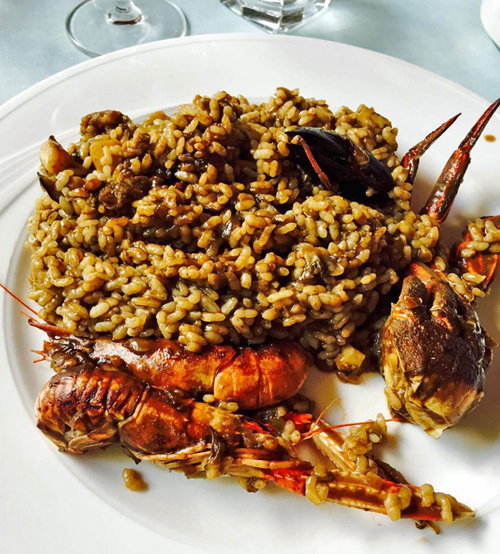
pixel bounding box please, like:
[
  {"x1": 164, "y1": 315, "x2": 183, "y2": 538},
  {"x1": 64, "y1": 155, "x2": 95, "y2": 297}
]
[{"x1": 66, "y1": 0, "x2": 187, "y2": 57}]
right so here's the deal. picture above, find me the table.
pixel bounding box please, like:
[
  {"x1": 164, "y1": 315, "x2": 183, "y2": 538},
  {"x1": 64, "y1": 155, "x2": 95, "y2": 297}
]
[{"x1": 1, "y1": 0, "x2": 499, "y2": 107}]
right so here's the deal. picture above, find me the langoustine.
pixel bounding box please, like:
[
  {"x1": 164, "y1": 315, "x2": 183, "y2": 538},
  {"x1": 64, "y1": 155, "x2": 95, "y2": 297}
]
[
  {"x1": 30, "y1": 318, "x2": 311, "y2": 410},
  {"x1": 1, "y1": 281, "x2": 311, "y2": 412},
  {"x1": 35, "y1": 366, "x2": 474, "y2": 525}
]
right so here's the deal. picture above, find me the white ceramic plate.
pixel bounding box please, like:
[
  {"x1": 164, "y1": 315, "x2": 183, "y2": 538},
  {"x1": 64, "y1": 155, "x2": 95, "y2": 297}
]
[{"x1": 1, "y1": 34, "x2": 500, "y2": 554}]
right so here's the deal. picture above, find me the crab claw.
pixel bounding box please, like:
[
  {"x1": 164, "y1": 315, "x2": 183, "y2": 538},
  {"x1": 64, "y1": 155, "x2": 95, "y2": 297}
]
[
  {"x1": 422, "y1": 99, "x2": 500, "y2": 223},
  {"x1": 402, "y1": 113, "x2": 460, "y2": 185},
  {"x1": 286, "y1": 128, "x2": 395, "y2": 204},
  {"x1": 381, "y1": 262, "x2": 490, "y2": 438}
]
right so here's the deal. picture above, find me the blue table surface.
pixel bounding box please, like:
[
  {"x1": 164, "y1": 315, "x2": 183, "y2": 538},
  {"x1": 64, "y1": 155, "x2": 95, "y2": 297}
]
[{"x1": 0, "y1": 0, "x2": 499, "y2": 107}]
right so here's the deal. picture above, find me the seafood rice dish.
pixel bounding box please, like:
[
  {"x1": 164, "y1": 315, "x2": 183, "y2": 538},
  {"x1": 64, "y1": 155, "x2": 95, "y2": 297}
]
[
  {"x1": 28, "y1": 88, "x2": 472, "y2": 372},
  {"x1": 20, "y1": 87, "x2": 500, "y2": 526}
]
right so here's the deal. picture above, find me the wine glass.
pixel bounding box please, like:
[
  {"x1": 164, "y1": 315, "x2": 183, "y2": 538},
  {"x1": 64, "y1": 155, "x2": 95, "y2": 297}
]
[{"x1": 66, "y1": 0, "x2": 187, "y2": 57}]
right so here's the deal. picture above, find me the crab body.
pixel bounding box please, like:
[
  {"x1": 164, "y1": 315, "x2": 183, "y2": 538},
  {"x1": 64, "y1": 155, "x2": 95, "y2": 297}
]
[{"x1": 381, "y1": 262, "x2": 492, "y2": 438}]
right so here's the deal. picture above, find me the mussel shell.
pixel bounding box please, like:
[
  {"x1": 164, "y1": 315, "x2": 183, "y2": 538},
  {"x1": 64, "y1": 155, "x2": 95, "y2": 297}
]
[
  {"x1": 38, "y1": 171, "x2": 61, "y2": 203},
  {"x1": 286, "y1": 128, "x2": 395, "y2": 204}
]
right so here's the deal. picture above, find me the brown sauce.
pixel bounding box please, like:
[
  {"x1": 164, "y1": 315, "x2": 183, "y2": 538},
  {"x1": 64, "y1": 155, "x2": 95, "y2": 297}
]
[{"x1": 484, "y1": 134, "x2": 496, "y2": 142}]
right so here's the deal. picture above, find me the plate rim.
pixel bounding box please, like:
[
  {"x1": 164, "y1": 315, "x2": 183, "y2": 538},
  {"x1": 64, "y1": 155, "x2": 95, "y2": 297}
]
[{"x1": 0, "y1": 33, "x2": 493, "y2": 122}]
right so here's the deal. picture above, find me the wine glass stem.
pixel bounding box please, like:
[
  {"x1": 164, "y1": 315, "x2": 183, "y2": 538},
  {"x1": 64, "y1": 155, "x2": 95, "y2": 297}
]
[{"x1": 108, "y1": 1, "x2": 143, "y2": 25}]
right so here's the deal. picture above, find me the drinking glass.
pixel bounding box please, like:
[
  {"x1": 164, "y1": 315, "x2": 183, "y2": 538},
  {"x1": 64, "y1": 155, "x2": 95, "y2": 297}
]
[
  {"x1": 66, "y1": 0, "x2": 187, "y2": 57},
  {"x1": 220, "y1": 0, "x2": 330, "y2": 33}
]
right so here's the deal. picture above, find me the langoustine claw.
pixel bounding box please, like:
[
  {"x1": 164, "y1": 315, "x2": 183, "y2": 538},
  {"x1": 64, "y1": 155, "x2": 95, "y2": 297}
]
[{"x1": 36, "y1": 367, "x2": 474, "y2": 525}]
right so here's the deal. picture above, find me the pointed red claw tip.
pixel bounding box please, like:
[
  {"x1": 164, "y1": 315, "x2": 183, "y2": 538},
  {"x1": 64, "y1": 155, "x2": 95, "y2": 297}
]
[
  {"x1": 422, "y1": 99, "x2": 500, "y2": 223},
  {"x1": 402, "y1": 112, "x2": 461, "y2": 184},
  {"x1": 458, "y1": 98, "x2": 500, "y2": 151}
]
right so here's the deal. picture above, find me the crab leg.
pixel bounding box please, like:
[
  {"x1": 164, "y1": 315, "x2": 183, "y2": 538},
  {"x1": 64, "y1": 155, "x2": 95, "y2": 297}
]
[
  {"x1": 402, "y1": 113, "x2": 460, "y2": 185},
  {"x1": 422, "y1": 98, "x2": 500, "y2": 223},
  {"x1": 452, "y1": 215, "x2": 500, "y2": 292}
]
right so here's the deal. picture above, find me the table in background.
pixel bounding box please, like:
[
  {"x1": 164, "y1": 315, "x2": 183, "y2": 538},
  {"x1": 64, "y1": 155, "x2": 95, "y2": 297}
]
[{"x1": 0, "y1": 0, "x2": 499, "y2": 107}]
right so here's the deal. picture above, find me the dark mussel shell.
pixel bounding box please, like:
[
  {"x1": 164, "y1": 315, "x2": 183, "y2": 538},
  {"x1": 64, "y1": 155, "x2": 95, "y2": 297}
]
[
  {"x1": 38, "y1": 171, "x2": 61, "y2": 203},
  {"x1": 286, "y1": 128, "x2": 395, "y2": 204}
]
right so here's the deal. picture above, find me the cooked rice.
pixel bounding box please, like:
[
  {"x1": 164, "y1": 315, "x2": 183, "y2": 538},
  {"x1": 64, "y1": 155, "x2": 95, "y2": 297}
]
[{"x1": 26, "y1": 87, "x2": 496, "y2": 372}]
